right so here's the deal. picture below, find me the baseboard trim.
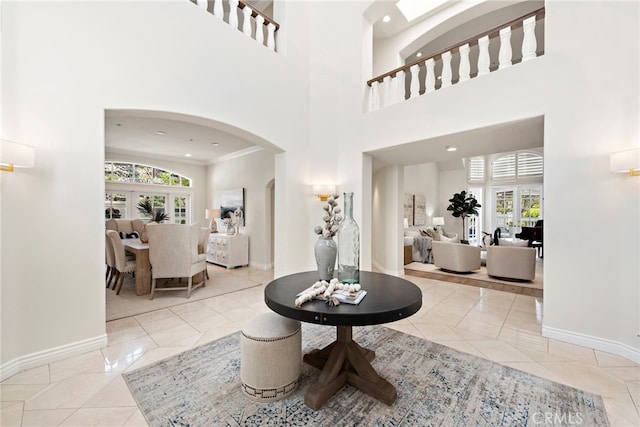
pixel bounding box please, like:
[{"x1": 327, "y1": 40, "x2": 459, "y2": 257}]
[
  {"x1": 249, "y1": 261, "x2": 272, "y2": 270},
  {"x1": 0, "y1": 334, "x2": 108, "y2": 382},
  {"x1": 542, "y1": 326, "x2": 640, "y2": 364}
]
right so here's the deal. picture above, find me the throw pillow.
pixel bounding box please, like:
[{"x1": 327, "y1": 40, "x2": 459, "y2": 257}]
[
  {"x1": 498, "y1": 238, "x2": 529, "y2": 247},
  {"x1": 119, "y1": 231, "x2": 139, "y2": 239},
  {"x1": 425, "y1": 228, "x2": 441, "y2": 241},
  {"x1": 440, "y1": 233, "x2": 457, "y2": 243}
]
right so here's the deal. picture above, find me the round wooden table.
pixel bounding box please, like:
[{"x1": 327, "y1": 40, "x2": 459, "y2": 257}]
[{"x1": 264, "y1": 271, "x2": 422, "y2": 410}]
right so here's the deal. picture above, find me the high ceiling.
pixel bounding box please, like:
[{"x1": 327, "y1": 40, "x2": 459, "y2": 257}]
[{"x1": 105, "y1": 0, "x2": 543, "y2": 170}]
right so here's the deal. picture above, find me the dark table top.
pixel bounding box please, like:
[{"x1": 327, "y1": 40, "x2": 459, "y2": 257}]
[{"x1": 264, "y1": 271, "x2": 422, "y2": 326}]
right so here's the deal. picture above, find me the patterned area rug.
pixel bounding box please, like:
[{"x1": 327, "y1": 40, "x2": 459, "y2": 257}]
[{"x1": 123, "y1": 324, "x2": 609, "y2": 426}]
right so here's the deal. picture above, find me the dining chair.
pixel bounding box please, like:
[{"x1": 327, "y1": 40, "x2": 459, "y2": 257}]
[
  {"x1": 198, "y1": 227, "x2": 210, "y2": 280},
  {"x1": 146, "y1": 223, "x2": 207, "y2": 300},
  {"x1": 105, "y1": 230, "x2": 117, "y2": 288},
  {"x1": 106, "y1": 230, "x2": 137, "y2": 295}
]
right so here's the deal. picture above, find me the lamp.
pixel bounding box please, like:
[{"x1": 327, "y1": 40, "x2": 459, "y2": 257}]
[
  {"x1": 432, "y1": 216, "x2": 445, "y2": 230},
  {"x1": 313, "y1": 185, "x2": 336, "y2": 201},
  {"x1": 205, "y1": 208, "x2": 220, "y2": 233},
  {"x1": 610, "y1": 148, "x2": 640, "y2": 176},
  {"x1": 0, "y1": 139, "x2": 35, "y2": 172}
]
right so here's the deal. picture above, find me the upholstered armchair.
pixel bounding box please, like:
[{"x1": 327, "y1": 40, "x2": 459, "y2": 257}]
[
  {"x1": 432, "y1": 241, "x2": 481, "y2": 273},
  {"x1": 146, "y1": 223, "x2": 207, "y2": 299},
  {"x1": 486, "y1": 246, "x2": 537, "y2": 281}
]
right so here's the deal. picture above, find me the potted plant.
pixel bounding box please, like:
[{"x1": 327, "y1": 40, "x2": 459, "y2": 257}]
[
  {"x1": 446, "y1": 190, "x2": 481, "y2": 244},
  {"x1": 137, "y1": 198, "x2": 169, "y2": 223}
]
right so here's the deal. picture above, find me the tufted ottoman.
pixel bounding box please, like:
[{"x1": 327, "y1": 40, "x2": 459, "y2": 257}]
[{"x1": 240, "y1": 312, "x2": 302, "y2": 402}]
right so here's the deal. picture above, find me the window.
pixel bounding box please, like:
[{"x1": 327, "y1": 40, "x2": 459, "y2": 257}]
[
  {"x1": 491, "y1": 151, "x2": 543, "y2": 181},
  {"x1": 105, "y1": 192, "x2": 128, "y2": 219},
  {"x1": 105, "y1": 162, "x2": 192, "y2": 187},
  {"x1": 467, "y1": 156, "x2": 485, "y2": 183}
]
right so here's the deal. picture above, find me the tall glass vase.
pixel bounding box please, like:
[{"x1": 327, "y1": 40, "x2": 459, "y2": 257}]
[{"x1": 337, "y1": 192, "x2": 360, "y2": 283}]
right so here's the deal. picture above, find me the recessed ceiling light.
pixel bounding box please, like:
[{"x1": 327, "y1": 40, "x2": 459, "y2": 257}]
[
  {"x1": 446, "y1": 146, "x2": 457, "y2": 152},
  {"x1": 185, "y1": 153, "x2": 192, "y2": 157},
  {"x1": 382, "y1": 15, "x2": 391, "y2": 23},
  {"x1": 212, "y1": 143, "x2": 219, "y2": 147},
  {"x1": 116, "y1": 123, "x2": 122, "y2": 127},
  {"x1": 416, "y1": 52, "x2": 423, "y2": 58},
  {"x1": 156, "y1": 130, "x2": 166, "y2": 135}
]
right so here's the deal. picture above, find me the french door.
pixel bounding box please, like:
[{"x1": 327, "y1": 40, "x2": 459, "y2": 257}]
[{"x1": 492, "y1": 186, "x2": 542, "y2": 236}]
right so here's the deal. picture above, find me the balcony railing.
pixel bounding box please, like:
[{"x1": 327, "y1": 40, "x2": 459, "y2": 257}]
[
  {"x1": 367, "y1": 8, "x2": 545, "y2": 111},
  {"x1": 193, "y1": 0, "x2": 280, "y2": 51}
]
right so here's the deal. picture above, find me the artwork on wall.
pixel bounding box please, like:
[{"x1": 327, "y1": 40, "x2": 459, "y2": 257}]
[
  {"x1": 413, "y1": 194, "x2": 426, "y2": 226},
  {"x1": 220, "y1": 188, "x2": 245, "y2": 226},
  {"x1": 403, "y1": 193, "x2": 414, "y2": 226}
]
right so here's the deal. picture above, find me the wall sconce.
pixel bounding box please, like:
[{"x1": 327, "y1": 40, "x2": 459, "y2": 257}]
[
  {"x1": 313, "y1": 185, "x2": 336, "y2": 201},
  {"x1": 0, "y1": 139, "x2": 35, "y2": 172},
  {"x1": 432, "y1": 216, "x2": 445, "y2": 230},
  {"x1": 610, "y1": 148, "x2": 640, "y2": 177},
  {"x1": 205, "y1": 208, "x2": 221, "y2": 233}
]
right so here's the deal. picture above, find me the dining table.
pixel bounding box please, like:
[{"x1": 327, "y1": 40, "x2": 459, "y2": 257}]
[{"x1": 122, "y1": 238, "x2": 151, "y2": 295}]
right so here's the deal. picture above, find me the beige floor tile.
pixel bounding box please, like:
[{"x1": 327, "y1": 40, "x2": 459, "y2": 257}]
[
  {"x1": 469, "y1": 340, "x2": 535, "y2": 363},
  {"x1": 193, "y1": 327, "x2": 240, "y2": 347},
  {"x1": 123, "y1": 409, "x2": 149, "y2": 427},
  {"x1": 412, "y1": 322, "x2": 465, "y2": 341},
  {"x1": 148, "y1": 323, "x2": 200, "y2": 347},
  {"x1": 548, "y1": 339, "x2": 598, "y2": 365},
  {"x1": 540, "y1": 361, "x2": 628, "y2": 395},
  {"x1": 498, "y1": 327, "x2": 548, "y2": 353},
  {"x1": 455, "y1": 317, "x2": 502, "y2": 339},
  {"x1": 107, "y1": 322, "x2": 149, "y2": 347},
  {"x1": 503, "y1": 308, "x2": 542, "y2": 334},
  {"x1": 462, "y1": 308, "x2": 507, "y2": 327},
  {"x1": 501, "y1": 361, "x2": 571, "y2": 386},
  {"x1": 137, "y1": 313, "x2": 188, "y2": 335},
  {"x1": 432, "y1": 340, "x2": 487, "y2": 359},
  {"x1": 603, "y1": 367, "x2": 640, "y2": 382},
  {"x1": 511, "y1": 295, "x2": 543, "y2": 314},
  {"x1": 170, "y1": 303, "x2": 218, "y2": 324},
  {"x1": 133, "y1": 308, "x2": 175, "y2": 325},
  {"x1": 24, "y1": 374, "x2": 118, "y2": 410},
  {"x1": 123, "y1": 347, "x2": 191, "y2": 372},
  {"x1": 58, "y1": 407, "x2": 138, "y2": 426},
  {"x1": 220, "y1": 306, "x2": 261, "y2": 322},
  {"x1": 626, "y1": 381, "x2": 640, "y2": 407},
  {"x1": 187, "y1": 312, "x2": 236, "y2": 333},
  {"x1": 82, "y1": 376, "x2": 137, "y2": 408},
  {"x1": 50, "y1": 350, "x2": 111, "y2": 382},
  {"x1": 602, "y1": 392, "x2": 640, "y2": 427},
  {"x1": 418, "y1": 307, "x2": 467, "y2": 326},
  {"x1": 1, "y1": 365, "x2": 50, "y2": 385},
  {"x1": 596, "y1": 350, "x2": 640, "y2": 368},
  {"x1": 101, "y1": 336, "x2": 158, "y2": 373},
  {"x1": 0, "y1": 401, "x2": 23, "y2": 427},
  {"x1": 199, "y1": 294, "x2": 246, "y2": 313},
  {"x1": 384, "y1": 323, "x2": 423, "y2": 338},
  {"x1": 0, "y1": 384, "x2": 49, "y2": 402},
  {"x1": 20, "y1": 408, "x2": 75, "y2": 427}
]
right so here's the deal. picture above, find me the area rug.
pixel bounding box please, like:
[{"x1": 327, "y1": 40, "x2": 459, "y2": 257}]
[
  {"x1": 106, "y1": 267, "x2": 263, "y2": 321},
  {"x1": 405, "y1": 261, "x2": 543, "y2": 298},
  {"x1": 123, "y1": 324, "x2": 608, "y2": 426}
]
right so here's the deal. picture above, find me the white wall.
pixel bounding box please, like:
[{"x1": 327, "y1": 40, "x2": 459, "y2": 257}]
[
  {"x1": 404, "y1": 162, "x2": 440, "y2": 225},
  {"x1": 371, "y1": 164, "x2": 404, "y2": 275},
  {"x1": 438, "y1": 169, "x2": 468, "y2": 237},
  {"x1": 1, "y1": 0, "x2": 638, "y2": 378},
  {"x1": 207, "y1": 149, "x2": 275, "y2": 269}
]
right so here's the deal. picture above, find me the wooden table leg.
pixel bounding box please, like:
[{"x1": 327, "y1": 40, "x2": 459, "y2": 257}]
[
  {"x1": 303, "y1": 325, "x2": 396, "y2": 410},
  {"x1": 134, "y1": 250, "x2": 151, "y2": 295}
]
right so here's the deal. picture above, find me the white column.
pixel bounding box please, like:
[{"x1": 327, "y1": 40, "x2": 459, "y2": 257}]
[
  {"x1": 229, "y1": 0, "x2": 239, "y2": 29},
  {"x1": 477, "y1": 35, "x2": 490, "y2": 76},
  {"x1": 521, "y1": 16, "x2": 537, "y2": 62},
  {"x1": 255, "y1": 15, "x2": 265, "y2": 45},
  {"x1": 196, "y1": 0, "x2": 207, "y2": 10},
  {"x1": 213, "y1": 0, "x2": 223, "y2": 19},
  {"x1": 371, "y1": 81, "x2": 380, "y2": 111},
  {"x1": 441, "y1": 51, "x2": 452, "y2": 88},
  {"x1": 498, "y1": 27, "x2": 513, "y2": 69},
  {"x1": 266, "y1": 23, "x2": 276, "y2": 51},
  {"x1": 242, "y1": 6, "x2": 253, "y2": 37},
  {"x1": 458, "y1": 43, "x2": 470, "y2": 82},
  {"x1": 382, "y1": 75, "x2": 392, "y2": 108},
  {"x1": 424, "y1": 58, "x2": 435, "y2": 93},
  {"x1": 409, "y1": 64, "x2": 420, "y2": 99},
  {"x1": 395, "y1": 70, "x2": 406, "y2": 102}
]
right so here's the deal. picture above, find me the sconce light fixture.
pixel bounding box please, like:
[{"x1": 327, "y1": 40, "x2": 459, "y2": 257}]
[
  {"x1": 313, "y1": 185, "x2": 336, "y2": 201},
  {"x1": 432, "y1": 216, "x2": 445, "y2": 230},
  {"x1": 205, "y1": 208, "x2": 221, "y2": 233},
  {"x1": 0, "y1": 139, "x2": 35, "y2": 172},
  {"x1": 610, "y1": 148, "x2": 640, "y2": 177}
]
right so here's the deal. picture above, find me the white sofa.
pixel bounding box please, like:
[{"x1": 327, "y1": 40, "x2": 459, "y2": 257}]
[
  {"x1": 486, "y1": 246, "x2": 537, "y2": 281},
  {"x1": 404, "y1": 227, "x2": 459, "y2": 263},
  {"x1": 432, "y1": 241, "x2": 481, "y2": 273}
]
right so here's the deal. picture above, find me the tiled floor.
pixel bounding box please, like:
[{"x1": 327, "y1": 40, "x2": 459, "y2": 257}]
[{"x1": 1, "y1": 266, "x2": 639, "y2": 426}]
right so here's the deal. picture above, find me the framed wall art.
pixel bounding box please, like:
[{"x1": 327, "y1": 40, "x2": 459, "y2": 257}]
[{"x1": 220, "y1": 188, "x2": 245, "y2": 226}]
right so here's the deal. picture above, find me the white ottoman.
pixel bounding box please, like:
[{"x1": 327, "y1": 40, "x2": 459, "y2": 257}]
[{"x1": 240, "y1": 312, "x2": 302, "y2": 402}]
